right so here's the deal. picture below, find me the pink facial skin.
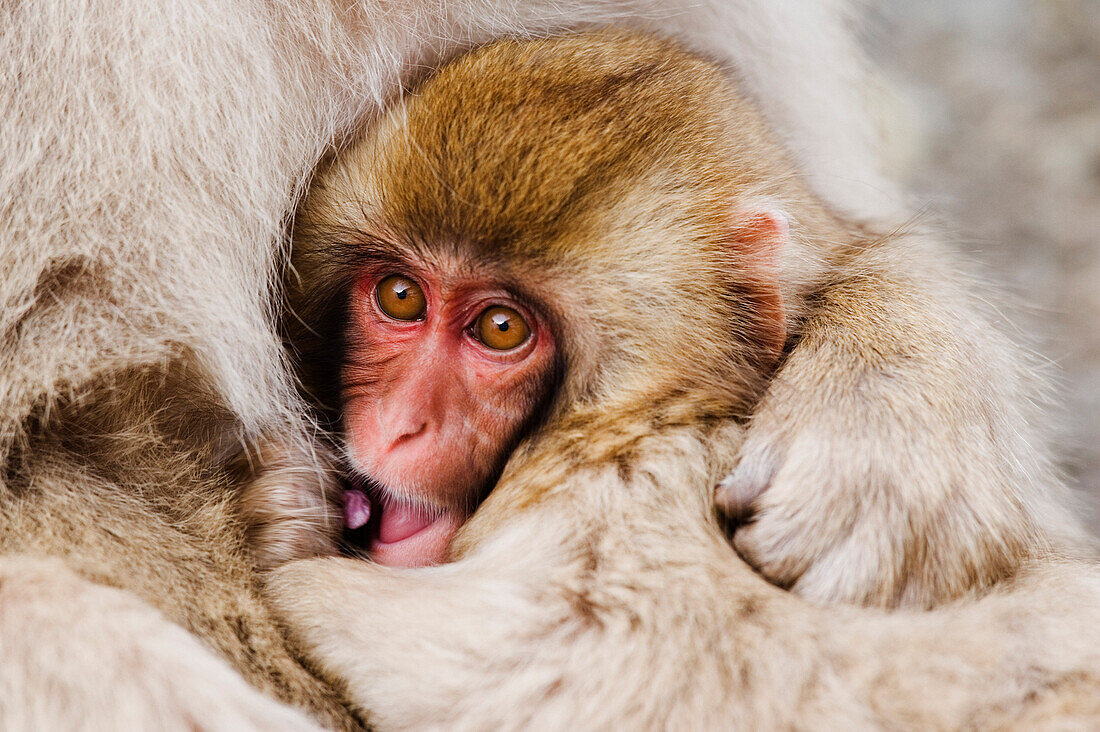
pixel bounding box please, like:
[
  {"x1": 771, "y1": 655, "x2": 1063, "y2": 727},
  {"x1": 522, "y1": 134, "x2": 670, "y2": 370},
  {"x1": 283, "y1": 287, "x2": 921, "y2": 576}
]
[{"x1": 341, "y1": 264, "x2": 555, "y2": 568}]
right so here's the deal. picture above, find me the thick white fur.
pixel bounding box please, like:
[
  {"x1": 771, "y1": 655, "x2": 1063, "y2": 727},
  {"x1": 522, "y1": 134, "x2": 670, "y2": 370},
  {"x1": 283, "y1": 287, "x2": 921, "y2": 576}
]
[{"x1": 0, "y1": 0, "x2": 903, "y2": 725}]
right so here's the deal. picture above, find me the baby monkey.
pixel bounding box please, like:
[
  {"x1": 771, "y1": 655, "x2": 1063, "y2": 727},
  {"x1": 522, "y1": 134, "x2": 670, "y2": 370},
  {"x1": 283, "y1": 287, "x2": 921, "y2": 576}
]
[
  {"x1": 255, "y1": 26, "x2": 1089, "y2": 609},
  {"x1": 271, "y1": 26, "x2": 799, "y2": 571},
  {"x1": 263, "y1": 32, "x2": 1100, "y2": 727}
]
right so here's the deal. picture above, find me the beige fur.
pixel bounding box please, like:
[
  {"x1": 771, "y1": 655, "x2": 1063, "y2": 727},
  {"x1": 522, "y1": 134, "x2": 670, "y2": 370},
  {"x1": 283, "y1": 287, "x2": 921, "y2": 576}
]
[
  {"x1": 266, "y1": 33, "x2": 1100, "y2": 728},
  {"x1": 720, "y1": 225, "x2": 1095, "y2": 605},
  {"x1": 272, "y1": 521, "x2": 1100, "y2": 729},
  {"x1": 0, "y1": 0, "x2": 912, "y2": 726},
  {"x1": 270, "y1": 437, "x2": 1100, "y2": 729}
]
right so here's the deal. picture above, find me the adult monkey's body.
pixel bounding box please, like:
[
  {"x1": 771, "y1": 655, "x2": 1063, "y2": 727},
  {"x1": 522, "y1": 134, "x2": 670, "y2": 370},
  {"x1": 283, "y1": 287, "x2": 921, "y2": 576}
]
[
  {"x1": 0, "y1": 0, "x2": 1091, "y2": 729},
  {"x1": 269, "y1": 33, "x2": 1100, "y2": 728}
]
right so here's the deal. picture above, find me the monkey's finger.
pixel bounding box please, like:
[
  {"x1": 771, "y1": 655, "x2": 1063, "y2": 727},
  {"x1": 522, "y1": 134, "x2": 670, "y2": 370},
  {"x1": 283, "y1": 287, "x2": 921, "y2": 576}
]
[
  {"x1": 715, "y1": 454, "x2": 775, "y2": 518},
  {"x1": 715, "y1": 472, "x2": 762, "y2": 519},
  {"x1": 732, "y1": 521, "x2": 807, "y2": 590}
]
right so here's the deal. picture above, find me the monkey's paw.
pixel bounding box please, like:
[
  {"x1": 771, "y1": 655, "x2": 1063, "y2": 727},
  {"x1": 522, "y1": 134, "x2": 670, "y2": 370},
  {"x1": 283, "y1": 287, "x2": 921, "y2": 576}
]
[
  {"x1": 238, "y1": 436, "x2": 343, "y2": 570},
  {"x1": 715, "y1": 422, "x2": 900, "y2": 606},
  {"x1": 716, "y1": 433, "x2": 898, "y2": 606},
  {"x1": 712, "y1": 354, "x2": 1058, "y2": 608}
]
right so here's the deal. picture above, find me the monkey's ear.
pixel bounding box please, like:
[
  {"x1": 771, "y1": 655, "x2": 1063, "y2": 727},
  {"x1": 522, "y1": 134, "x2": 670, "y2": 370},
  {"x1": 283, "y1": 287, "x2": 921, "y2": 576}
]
[{"x1": 724, "y1": 208, "x2": 788, "y2": 366}]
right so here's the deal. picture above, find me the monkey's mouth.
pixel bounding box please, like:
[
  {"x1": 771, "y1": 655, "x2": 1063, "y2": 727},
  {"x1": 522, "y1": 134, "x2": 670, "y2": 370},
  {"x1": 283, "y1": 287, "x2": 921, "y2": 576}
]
[{"x1": 342, "y1": 480, "x2": 461, "y2": 568}]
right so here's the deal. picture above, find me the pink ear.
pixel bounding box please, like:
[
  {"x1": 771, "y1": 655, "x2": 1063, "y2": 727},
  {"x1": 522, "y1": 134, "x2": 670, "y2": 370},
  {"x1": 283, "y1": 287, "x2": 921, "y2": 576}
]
[
  {"x1": 729, "y1": 208, "x2": 788, "y2": 268},
  {"x1": 725, "y1": 208, "x2": 789, "y2": 367}
]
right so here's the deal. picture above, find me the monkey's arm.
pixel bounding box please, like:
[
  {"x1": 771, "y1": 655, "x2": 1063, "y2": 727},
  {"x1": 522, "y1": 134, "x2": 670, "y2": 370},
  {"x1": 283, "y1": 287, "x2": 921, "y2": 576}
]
[
  {"x1": 719, "y1": 229, "x2": 1092, "y2": 607},
  {"x1": 266, "y1": 548, "x2": 1100, "y2": 729},
  {"x1": 0, "y1": 556, "x2": 323, "y2": 731}
]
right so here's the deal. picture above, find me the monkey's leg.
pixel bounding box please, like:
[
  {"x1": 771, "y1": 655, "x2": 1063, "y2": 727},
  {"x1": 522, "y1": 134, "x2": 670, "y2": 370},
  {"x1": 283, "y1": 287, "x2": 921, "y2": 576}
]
[
  {"x1": 0, "y1": 556, "x2": 323, "y2": 731},
  {"x1": 718, "y1": 230, "x2": 1092, "y2": 607}
]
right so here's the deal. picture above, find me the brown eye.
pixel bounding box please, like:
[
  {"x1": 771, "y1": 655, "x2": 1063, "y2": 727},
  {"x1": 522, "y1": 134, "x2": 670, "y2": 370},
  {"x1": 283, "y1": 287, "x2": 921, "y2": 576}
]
[
  {"x1": 475, "y1": 306, "x2": 530, "y2": 350},
  {"x1": 376, "y1": 275, "x2": 426, "y2": 321}
]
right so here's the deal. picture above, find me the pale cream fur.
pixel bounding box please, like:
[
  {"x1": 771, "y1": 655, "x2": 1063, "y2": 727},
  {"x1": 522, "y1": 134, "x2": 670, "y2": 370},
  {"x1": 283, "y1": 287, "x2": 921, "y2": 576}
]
[{"x1": 0, "y1": 557, "x2": 323, "y2": 731}]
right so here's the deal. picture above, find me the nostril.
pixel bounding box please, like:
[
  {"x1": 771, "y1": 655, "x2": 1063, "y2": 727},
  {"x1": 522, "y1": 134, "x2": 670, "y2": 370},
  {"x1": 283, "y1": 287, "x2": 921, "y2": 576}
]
[
  {"x1": 394, "y1": 420, "x2": 427, "y2": 443},
  {"x1": 373, "y1": 411, "x2": 431, "y2": 456}
]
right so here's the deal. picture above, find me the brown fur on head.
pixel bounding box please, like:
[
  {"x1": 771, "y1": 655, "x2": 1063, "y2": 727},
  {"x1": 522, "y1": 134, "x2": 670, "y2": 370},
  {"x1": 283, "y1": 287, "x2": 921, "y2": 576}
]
[{"x1": 292, "y1": 32, "x2": 793, "y2": 461}]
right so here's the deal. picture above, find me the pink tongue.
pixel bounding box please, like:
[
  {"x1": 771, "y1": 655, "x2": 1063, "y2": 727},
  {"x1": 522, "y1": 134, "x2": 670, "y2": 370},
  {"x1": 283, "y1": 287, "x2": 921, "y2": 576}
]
[{"x1": 377, "y1": 502, "x2": 435, "y2": 544}]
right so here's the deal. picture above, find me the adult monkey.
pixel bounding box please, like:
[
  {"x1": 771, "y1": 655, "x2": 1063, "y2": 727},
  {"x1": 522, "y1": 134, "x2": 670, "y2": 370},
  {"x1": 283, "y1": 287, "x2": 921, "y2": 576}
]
[{"x1": 0, "y1": 0, "x2": 1086, "y2": 729}]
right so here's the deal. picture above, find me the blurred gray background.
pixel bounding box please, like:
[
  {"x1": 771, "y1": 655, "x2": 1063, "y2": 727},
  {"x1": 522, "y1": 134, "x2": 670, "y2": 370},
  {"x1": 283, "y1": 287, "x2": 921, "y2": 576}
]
[{"x1": 867, "y1": 0, "x2": 1100, "y2": 532}]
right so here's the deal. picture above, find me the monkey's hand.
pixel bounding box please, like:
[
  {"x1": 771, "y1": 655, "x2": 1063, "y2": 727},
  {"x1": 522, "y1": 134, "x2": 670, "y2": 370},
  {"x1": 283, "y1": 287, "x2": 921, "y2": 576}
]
[
  {"x1": 0, "y1": 556, "x2": 323, "y2": 731},
  {"x1": 237, "y1": 434, "x2": 343, "y2": 570},
  {"x1": 716, "y1": 236, "x2": 1088, "y2": 607}
]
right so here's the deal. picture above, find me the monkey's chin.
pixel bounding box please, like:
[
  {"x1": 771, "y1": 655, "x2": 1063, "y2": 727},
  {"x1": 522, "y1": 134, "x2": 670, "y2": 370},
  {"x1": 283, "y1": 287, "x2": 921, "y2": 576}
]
[{"x1": 369, "y1": 507, "x2": 461, "y2": 568}]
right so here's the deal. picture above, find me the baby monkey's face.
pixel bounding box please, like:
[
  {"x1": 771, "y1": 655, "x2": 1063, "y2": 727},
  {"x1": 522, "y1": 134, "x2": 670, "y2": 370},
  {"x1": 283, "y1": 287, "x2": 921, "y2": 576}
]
[{"x1": 340, "y1": 256, "x2": 556, "y2": 568}]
